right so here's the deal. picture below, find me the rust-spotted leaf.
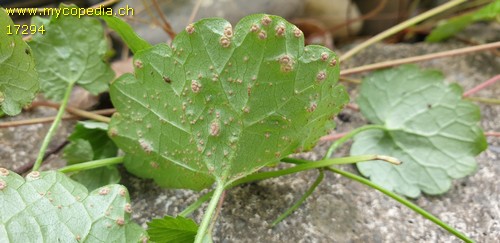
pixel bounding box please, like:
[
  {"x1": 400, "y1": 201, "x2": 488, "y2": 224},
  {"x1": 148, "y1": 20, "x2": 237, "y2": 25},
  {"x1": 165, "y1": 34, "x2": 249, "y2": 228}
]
[{"x1": 109, "y1": 14, "x2": 348, "y2": 190}]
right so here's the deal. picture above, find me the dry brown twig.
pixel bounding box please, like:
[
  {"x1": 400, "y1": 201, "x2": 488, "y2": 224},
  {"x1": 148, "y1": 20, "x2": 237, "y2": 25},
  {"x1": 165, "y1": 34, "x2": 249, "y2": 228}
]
[
  {"x1": 150, "y1": 0, "x2": 176, "y2": 39},
  {"x1": 188, "y1": 0, "x2": 204, "y2": 25},
  {"x1": 0, "y1": 108, "x2": 115, "y2": 128},
  {"x1": 340, "y1": 41, "x2": 500, "y2": 76}
]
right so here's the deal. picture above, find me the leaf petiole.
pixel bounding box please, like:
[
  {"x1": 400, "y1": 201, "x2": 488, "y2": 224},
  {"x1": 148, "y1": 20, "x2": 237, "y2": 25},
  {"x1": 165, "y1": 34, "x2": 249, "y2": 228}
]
[
  {"x1": 58, "y1": 156, "x2": 124, "y2": 173},
  {"x1": 32, "y1": 82, "x2": 76, "y2": 171},
  {"x1": 325, "y1": 124, "x2": 387, "y2": 158},
  {"x1": 179, "y1": 155, "x2": 400, "y2": 217},
  {"x1": 271, "y1": 151, "x2": 399, "y2": 225},
  {"x1": 194, "y1": 180, "x2": 226, "y2": 243}
]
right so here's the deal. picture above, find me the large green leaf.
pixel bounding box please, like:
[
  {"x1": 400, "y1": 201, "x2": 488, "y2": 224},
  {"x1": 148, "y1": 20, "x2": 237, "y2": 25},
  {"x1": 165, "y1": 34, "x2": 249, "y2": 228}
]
[
  {"x1": 0, "y1": 8, "x2": 39, "y2": 116},
  {"x1": 426, "y1": 0, "x2": 500, "y2": 42},
  {"x1": 351, "y1": 65, "x2": 487, "y2": 198},
  {"x1": 29, "y1": 4, "x2": 114, "y2": 101},
  {"x1": 147, "y1": 216, "x2": 198, "y2": 243},
  {"x1": 109, "y1": 14, "x2": 348, "y2": 190},
  {"x1": 0, "y1": 169, "x2": 146, "y2": 242}
]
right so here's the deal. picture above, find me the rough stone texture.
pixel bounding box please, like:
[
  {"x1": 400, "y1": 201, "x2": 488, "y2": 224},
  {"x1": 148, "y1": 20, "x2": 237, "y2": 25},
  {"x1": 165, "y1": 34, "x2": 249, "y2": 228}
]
[
  {"x1": 1, "y1": 23, "x2": 499, "y2": 242},
  {"x1": 0, "y1": 105, "x2": 73, "y2": 173}
]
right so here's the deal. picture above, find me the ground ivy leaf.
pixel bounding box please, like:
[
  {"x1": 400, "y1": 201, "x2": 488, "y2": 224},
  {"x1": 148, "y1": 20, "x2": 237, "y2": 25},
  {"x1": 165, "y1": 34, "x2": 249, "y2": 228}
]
[
  {"x1": 63, "y1": 121, "x2": 120, "y2": 190},
  {"x1": 426, "y1": 0, "x2": 500, "y2": 42},
  {"x1": 64, "y1": 138, "x2": 95, "y2": 164},
  {"x1": 64, "y1": 121, "x2": 118, "y2": 164},
  {"x1": 109, "y1": 14, "x2": 348, "y2": 189},
  {"x1": 0, "y1": 169, "x2": 146, "y2": 242},
  {"x1": 352, "y1": 65, "x2": 487, "y2": 198},
  {"x1": 0, "y1": 8, "x2": 39, "y2": 116},
  {"x1": 29, "y1": 4, "x2": 114, "y2": 101},
  {"x1": 147, "y1": 215, "x2": 198, "y2": 243}
]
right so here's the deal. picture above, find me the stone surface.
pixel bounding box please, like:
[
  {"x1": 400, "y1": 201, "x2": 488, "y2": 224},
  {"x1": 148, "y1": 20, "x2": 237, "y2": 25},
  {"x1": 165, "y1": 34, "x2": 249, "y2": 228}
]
[
  {"x1": 1, "y1": 24, "x2": 499, "y2": 242},
  {"x1": 0, "y1": 105, "x2": 73, "y2": 173}
]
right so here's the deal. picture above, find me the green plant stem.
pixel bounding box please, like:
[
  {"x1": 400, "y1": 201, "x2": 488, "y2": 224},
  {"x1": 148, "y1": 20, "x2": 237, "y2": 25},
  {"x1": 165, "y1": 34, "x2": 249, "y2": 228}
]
[
  {"x1": 271, "y1": 170, "x2": 325, "y2": 226},
  {"x1": 179, "y1": 192, "x2": 213, "y2": 217},
  {"x1": 32, "y1": 82, "x2": 76, "y2": 171},
  {"x1": 194, "y1": 181, "x2": 226, "y2": 243},
  {"x1": 58, "y1": 157, "x2": 124, "y2": 173},
  {"x1": 272, "y1": 126, "x2": 399, "y2": 226},
  {"x1": 236, "y1": 155, "x2": 400, "y2": 186},
  {"x1": 340, "y1": 0, "x2": 467, "y2": 62},
  {"x1": 326, "y1": 166, "x2": 474, "y2": 243},
  {"x1": 179, "y1": 155, "x2": 400, "y2": 217},
  {"x1": 325, "y1": 125, "x2": 386, "y2": 158}
]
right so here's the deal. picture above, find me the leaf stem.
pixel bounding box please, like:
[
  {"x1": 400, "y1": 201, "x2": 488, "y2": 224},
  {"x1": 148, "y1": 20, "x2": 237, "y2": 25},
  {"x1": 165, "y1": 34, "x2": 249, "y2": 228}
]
[
  {"x1": 271, "y1": 170, "x2": 325, "y2": 226},
  {"x1": 236, "y1": 155, "x2": 400, "y2": 186},
  {"x1": 325, "y1": 124, "x2": 386, "y2": 158},
  {"x1": 32, "y1": 82, "x2": 75, "y2": 171},
  {"x1": 179, "y1": 155, "x2": 400, "y2": 217},
  {"x1": 194, "y1": 181, "x2": 226, "y2": 243},
  {"x1": 58, "y1": 157, "x2": 124, "y2": 173},
  {"x1": 340, "y1": 0, "x2": 467, "y2": 62},
  {"x1": 340, "y1": 41, "x2": 500, "y2": 76},
  {"x1": 179, "y1": 192, "x2": 213, "y2": 217},
  {"x1": 326, "y1": 166, "x2": 474, "y2": 243}
]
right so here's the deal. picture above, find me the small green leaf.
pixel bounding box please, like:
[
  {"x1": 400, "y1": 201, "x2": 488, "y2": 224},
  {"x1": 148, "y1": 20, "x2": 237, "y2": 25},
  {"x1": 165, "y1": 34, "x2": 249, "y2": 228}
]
[
  {"x1": 0, "y1": 8, "x2": 39, "y2": 116},
  {"x1": 101, "y1": 15, "x2": 152, "y2": 54},
  {"x1": 63, "y1": 121, "x2": 120, "y2": 190},
  {"x1": 109, "y1": 14, "x2": 348, "y2": 189},
  {"x1": 0, "y1": 169, "x2": 146, "y2": 242},
  {"x1": 147, "y1": 215, "x2": 198, "y2": 243},
  {"x1": 351, "y1": 65, "x2": 487, "y2": 198},
  {"x1": 29, "y1": 4, "x2": 114, "y2": 101},
  {"x1": 426, "y1": 0, "x2": 500, "y2": 42},
  {"x1": 64, "y1": 139, "x2": 94, "y2": 164},
  {"x1": 64, "y1": 121, "x2": 118, "y2": 164}
]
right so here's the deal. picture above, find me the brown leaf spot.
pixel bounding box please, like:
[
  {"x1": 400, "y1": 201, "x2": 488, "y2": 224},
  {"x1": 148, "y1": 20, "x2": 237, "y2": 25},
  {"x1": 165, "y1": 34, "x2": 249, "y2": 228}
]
[
  {"x1": 186, "y1": 24, "x2": 195, "y2": 34},
  {"x1": 0, "y1": 168, "x2": 9, "y2": 176},
  {"x1": 220, "y1": 37, "x2": 231, "y2": 48},
  {"x1": 99, "y1": 187, "x2": 110, "y2": 195}
]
